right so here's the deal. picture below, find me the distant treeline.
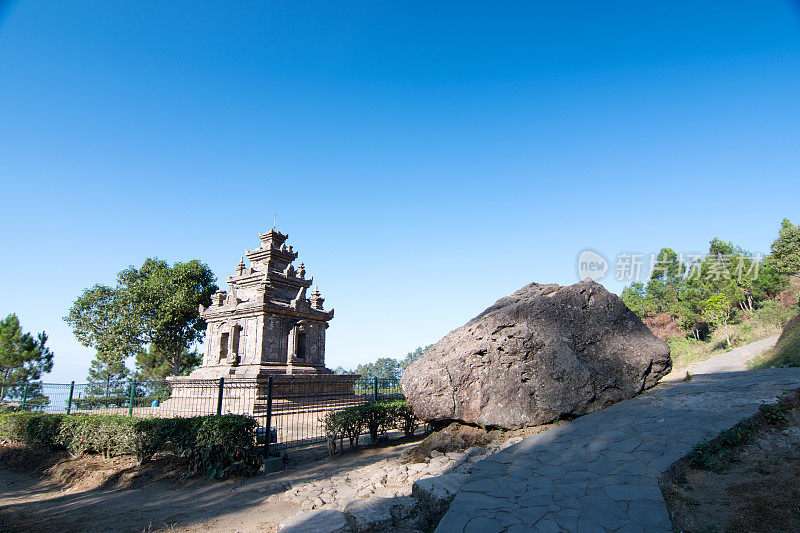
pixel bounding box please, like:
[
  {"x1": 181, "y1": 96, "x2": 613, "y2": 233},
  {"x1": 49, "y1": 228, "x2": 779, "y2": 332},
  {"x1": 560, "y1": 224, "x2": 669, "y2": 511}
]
[{"x1": 621, "y1": 219, "x2": 800, "y2": 346}]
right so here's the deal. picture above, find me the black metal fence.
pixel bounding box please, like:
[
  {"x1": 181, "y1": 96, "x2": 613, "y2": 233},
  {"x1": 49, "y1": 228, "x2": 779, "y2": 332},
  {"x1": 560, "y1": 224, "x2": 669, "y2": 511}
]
[{"x1": 0, "y1": 376, "x2": 404, "y2": 452}]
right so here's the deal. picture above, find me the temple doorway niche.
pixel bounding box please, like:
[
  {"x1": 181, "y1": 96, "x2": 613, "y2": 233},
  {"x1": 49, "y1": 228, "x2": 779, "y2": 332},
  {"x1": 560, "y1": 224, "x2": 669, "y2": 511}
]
[
  {"x1": 296, "y1": 330, "x2": 307, "y2": 360},
  {"x1": 287, "y1": 322, "x2": 308, "y2": 362},
  {"x1": 231, "y1": 325, "x2": 241, "y2": 366},
  {"x1": 220, "y1": 332, "x2": 229, "y2": 361}
]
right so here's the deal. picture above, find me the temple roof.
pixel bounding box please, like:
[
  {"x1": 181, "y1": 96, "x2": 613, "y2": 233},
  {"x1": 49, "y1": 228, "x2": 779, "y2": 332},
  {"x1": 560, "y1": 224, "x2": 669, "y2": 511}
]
[{"x1": 201, "y1": 228, "x2": 333, "y2": 321}]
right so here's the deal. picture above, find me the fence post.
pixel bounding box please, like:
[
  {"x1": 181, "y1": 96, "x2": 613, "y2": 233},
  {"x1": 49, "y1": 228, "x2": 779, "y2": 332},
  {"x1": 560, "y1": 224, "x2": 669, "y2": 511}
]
[
  {"x1": 265, "y1": 375, "x2": 274, "y2": 457},
  {"x1": 216, "y1": 377, "x2": 224, "y2": 416},
  {"x1": 128, "y1": 380, "x2": 136, "y2": 416},
  {"x1": 373, "y1": 376, "x2": 378, "y2": 402},
  {"x1": 66, "y1": 381, "x2": 75, "y2": 415},
  {"x1": 21, "y1": 384, "x2": 29, "y2": 411},
  {"x1": 105, "y1": 376, "x2": 110, "y2": 409}
]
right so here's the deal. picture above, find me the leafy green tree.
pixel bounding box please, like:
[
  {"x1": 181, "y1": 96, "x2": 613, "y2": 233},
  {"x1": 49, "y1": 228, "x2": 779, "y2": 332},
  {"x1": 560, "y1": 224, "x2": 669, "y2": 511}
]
[
  {"x1": 399, "y1": 345, "x2": 432, "y2": 373},
  {"x1": 702, "y1": 293, "x2": 733, "y2": 348},
  {"x1": 644, "y1": 278, "x2": 679, "y2": 316},
  {"x1": 621, "y1": 282, "x2": 649, "y2": 318},
  {"x1": 770, "y1": 219, "x2": 800, "y2": 277},
  {"x1": 65, "y1": 258, "x2": 218, "y2": 377},
  {"x1": 0, "y1": 314, "x2": 54, "y2": 399},
  {"x1": 354, "y1": 357, "x2": 403, "y2": 380}
]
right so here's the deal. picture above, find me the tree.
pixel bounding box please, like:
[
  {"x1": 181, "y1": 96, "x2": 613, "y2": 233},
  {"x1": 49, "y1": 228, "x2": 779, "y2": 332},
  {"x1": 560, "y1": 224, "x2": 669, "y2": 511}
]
[
  {"x1": 87, "y1": 349, "x2": 129, "y2": 385},
  {"x1": 399, "y1": 345, "x2": 432, "y2": 373},
  {"x1": 135, "y1": 345, "x2": 202, "y2": 381},
  {"x1": 644, "y1": 278, "x2": 679, "y2": 316},
  {"x1": 65, "y1": 258, "x2": 218, "y2": 377},
  {"x1": 354, "y1": 357, "x2": 402, "y2": 380},
  {"x1": 708, "y1": 238, "x2": 744, "y2": 258},
  {"x1": 702, "y1": 293, "x2": 733, "y2": 348},
  {"x1": 85, "y1": 348, "x2": 129, "y2": 404},
  {"x1": 0, "y1": 314, "x2": 54, "y2": 399},
  {"x1": 650, "y1": 247, "x2": 683, "y2": 283},
  {"x1": 751, "y1": 263, "x2": 786, "y2": 302},
  {"x1": 770, "y1": 219, "x2": 800, "y2": 277},
  {"x1": 621, "y1": 282, "x2": 649, "y2": 318}
]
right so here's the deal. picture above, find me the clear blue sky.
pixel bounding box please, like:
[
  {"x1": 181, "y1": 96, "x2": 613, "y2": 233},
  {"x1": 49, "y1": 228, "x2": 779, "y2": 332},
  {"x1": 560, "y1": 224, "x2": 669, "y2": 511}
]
[{"x1": 1, "y1": 1, "x2": 799, "y2": 383}]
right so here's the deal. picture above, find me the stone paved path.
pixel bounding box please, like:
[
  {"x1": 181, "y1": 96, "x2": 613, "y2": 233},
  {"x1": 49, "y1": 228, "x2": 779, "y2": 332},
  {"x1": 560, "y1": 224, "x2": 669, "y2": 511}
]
[
  {"x1": 686, "y1": 334, "x2": 778, "y2": 376},
  {"x1": 436, "y1": 367, "x2": 800, "y2": 532},
  {"x1": 660, "y1": 334, "x2": 778, "y2": 381}
]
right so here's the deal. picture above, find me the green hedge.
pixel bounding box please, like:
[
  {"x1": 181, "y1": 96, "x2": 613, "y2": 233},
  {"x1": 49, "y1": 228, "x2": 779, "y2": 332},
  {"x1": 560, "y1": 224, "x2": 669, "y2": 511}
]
[
  {"x1": 0, "y1": 412, "x2": 65, "y2": 449},
  {"x1": 323, "y1": 399, "x2": 419, "y2": 457},
  {"x1": 0, "y1": 412, "x2": 260, "y2": 479}
]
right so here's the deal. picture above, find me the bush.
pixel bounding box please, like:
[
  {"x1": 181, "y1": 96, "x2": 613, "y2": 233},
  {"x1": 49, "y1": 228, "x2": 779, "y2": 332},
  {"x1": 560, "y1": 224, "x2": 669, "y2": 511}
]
[
  {"x1": 0, "y1": 412, "x2": 260, "y2": 478},
  {"x1": 189, "y1": 415, "x2": 260, "y2": 479},
  {"x1": 356, "y1": 402, "x2": 392, "y2": 443},
  {"x1": 322, "y1": 399, "x2": 420, "y2": 456},
  {"x1": 339, "y1": 408, "x2": 365, "y2": 448},
  {"x1": 60, "y1": 414, "x2": 136, "y2": 458},
  {"x1": 384, "y1": 399, "x2": 419, "y2": 438},
  {"x1": 0, "y1": 412, "x2": 65, "y2": 449}
]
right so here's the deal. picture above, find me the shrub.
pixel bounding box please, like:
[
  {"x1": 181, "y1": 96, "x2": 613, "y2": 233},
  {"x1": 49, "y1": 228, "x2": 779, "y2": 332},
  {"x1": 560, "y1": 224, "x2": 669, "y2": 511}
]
[
  {"x1": 189, "y1": 415, "x2": 260, "y2": 479},
  {"x1": 0, "y1": 412, "x2": 259, "y2": 478},
  {"x1": 322, "y1": 411, "x2": 342, "y2": 458},
  {"x1": 60, "y1": 414, "x2": 140, "y2": 458},
  {"x1": 339, "y1": 408, "x2": 364, "y2": 448},
  {"x1": 384, "y1": 399, "x2": 419, "y2": 437},
  {"x1": 0, "y1": 412, "x2": 65, "y2": 449},
  {"x1": 321, "y1": 398, "x2": 420, "y2": 456},
  {"x1": 356, "y1": 402, "x2": 392, "y2": 443}
]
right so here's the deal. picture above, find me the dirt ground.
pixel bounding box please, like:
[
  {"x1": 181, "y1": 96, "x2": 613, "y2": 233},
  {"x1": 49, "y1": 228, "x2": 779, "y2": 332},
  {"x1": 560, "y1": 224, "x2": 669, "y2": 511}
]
[
  {"x1": 0, "y1": 420, "x2": 558, "y2": 533},
  {"x1": 661, "y1": 389, "x2": 800, "y2": 533},
  {"x1": 0, "y1": 440, "x2": 422, "y2": 533}
]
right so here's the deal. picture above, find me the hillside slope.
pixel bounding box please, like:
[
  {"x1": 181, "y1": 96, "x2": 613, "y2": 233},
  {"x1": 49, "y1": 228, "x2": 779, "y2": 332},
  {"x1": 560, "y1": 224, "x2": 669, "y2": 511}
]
[{"x1": 749, "y1": 314, "x2": 800, "y2": 368}]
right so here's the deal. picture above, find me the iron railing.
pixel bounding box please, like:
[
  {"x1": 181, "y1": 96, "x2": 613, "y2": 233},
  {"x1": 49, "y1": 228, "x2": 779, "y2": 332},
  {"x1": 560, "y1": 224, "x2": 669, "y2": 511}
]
[{"x1": 0, "y1": 376, "x2": 404, "y2": 452}]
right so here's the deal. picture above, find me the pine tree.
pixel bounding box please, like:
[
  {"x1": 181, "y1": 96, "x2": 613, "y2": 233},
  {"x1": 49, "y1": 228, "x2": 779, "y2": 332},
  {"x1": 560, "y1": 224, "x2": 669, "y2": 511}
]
[
  {"x1": 0, "y1": 314, "x2": 54, "y2": 400},
  {"x1": 770, "y1": 219, "x2": 800, "y2": 277},
  {"x1": 84, "y1": 349, "x2": 129, "y2": 406}
]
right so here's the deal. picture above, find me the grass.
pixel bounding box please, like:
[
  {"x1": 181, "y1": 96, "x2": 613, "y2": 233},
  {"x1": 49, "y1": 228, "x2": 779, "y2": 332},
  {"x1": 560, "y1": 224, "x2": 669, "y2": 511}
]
[
  {"x1": 685, "y1": 392, "x2": 794, "y2": 472},
  {"x1": 667, "y1": 303, "x2": 798, "y2": 371},
  {"x1": 748, "y1": 313, "x2": 800, "y2": 369}
]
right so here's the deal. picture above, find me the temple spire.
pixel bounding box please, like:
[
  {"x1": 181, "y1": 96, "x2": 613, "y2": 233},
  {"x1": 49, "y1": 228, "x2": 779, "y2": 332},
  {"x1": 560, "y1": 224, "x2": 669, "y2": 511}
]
[{"x1": 310, "y1": 286, "x2": 325, "y2": 311}]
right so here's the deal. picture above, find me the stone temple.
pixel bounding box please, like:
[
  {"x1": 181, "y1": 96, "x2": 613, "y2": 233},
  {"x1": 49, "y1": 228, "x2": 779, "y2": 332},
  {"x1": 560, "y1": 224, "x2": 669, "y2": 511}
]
[
  {"x1": 164, "y1": 229, "x2": 356, "y2": 414},
  {"x1": 191, "y1": 228, "x2": 334, "y2": 379}
]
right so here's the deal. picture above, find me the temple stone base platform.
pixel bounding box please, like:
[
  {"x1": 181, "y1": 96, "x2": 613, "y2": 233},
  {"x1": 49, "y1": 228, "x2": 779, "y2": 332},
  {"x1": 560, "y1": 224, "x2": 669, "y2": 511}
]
[{"x1": 160, "y1": 369, "x2": 362, "y2": 416}]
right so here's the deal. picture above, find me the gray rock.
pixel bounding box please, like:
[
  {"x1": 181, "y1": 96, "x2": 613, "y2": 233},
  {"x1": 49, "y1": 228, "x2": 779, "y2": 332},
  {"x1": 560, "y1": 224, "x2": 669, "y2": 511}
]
[
  {"x1": 412, "y1": 472, "x2": 470, "y2": 518},
  {"x1": 280, "y1": 510, "x2": 348, "y2": 532},
  {"x1": 401, "y1": 280, "x2": 671, "y2": 429},
  {"x1": 344, "y1": 497, "x2": 395, "y2": 532}
]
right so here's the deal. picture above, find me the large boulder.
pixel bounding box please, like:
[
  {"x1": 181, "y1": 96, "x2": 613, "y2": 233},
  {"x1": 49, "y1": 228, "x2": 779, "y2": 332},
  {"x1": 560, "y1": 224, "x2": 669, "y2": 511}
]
[{"x1": 401, "y1": 280, "x2": 671, "y2": 429}]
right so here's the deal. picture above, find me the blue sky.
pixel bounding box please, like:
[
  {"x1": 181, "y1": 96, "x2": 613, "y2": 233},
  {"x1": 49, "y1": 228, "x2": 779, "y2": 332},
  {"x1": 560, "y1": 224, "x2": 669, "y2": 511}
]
[{"x1": 1, "y1": 1, "x2": 799, "y2": 383}]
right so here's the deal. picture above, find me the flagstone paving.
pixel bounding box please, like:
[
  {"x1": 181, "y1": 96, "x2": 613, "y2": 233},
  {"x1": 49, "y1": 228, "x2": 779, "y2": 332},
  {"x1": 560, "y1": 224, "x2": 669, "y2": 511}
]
[{"x1": 436, "y1": 367, "x2": 800, "y2": 532}]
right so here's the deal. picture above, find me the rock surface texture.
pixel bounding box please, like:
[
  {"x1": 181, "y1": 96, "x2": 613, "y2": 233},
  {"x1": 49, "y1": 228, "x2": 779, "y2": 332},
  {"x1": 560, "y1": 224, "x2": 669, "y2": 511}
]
[{"x1": 401, "y1": 280, "x2": 672, "y2": 429}]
